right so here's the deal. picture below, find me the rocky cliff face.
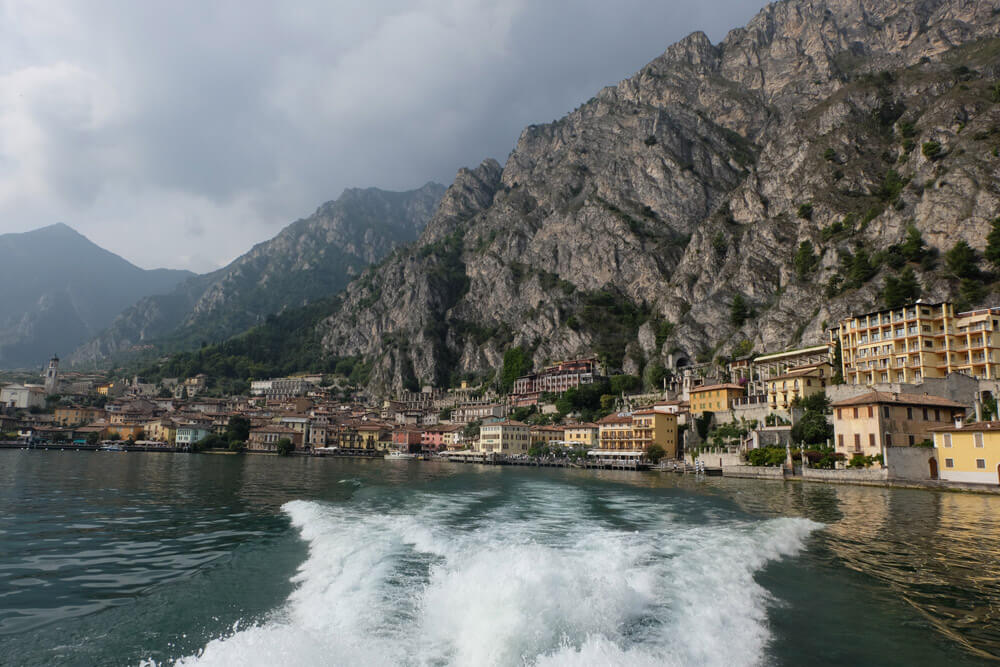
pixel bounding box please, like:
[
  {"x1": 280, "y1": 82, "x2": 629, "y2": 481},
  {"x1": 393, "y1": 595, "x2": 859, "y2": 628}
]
[
  {"x1": 71, "y1": 183, "x2": 445, "y2": 364},
  {"x1": 172, "y1": 0, "x2": 1000, "y2": 392}
]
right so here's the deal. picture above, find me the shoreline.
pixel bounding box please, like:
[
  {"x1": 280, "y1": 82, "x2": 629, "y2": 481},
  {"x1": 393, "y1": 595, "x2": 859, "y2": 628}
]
[{"x1": 5, "y1": 442, "x2": 1000, "y2": 496}]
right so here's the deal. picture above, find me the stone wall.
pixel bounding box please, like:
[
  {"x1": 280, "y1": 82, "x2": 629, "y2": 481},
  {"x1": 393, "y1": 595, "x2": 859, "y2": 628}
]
[
  {"x1": 802, "y1": 467, "x2": 888, "y2": 483},
  {"x1": 723, "y1": 465, "x2": 786, "y2": 480},
  {"x1": 885, "y1": 446, "x2": 937, "y2": 481},
  {"x1": 696, "y1": 451, "x2": 743, "y2": 468}
]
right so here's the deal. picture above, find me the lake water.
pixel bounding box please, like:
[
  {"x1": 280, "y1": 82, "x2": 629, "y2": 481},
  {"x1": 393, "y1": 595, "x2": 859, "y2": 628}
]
[{"x1": 1, "y1": 449, "x2": 999, "y2": 666}]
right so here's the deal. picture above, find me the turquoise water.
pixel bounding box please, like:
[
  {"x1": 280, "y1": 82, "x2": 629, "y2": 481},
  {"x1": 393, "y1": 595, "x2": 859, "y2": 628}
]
[{"x1": 1, "y1": 450, "x2": 998, "y2": 666}]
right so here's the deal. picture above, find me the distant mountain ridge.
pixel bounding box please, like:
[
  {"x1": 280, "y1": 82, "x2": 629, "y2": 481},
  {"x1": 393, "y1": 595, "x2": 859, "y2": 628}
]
[
  {"x1": 0, "y1": 223, "x2": 193, "y2": 369},
  {"x1": 71, "y1": 183, "x2": 446, "y2": 364}
]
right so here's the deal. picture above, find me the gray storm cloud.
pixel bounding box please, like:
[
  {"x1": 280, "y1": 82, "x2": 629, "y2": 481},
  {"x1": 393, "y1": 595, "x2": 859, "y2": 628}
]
[{"x1": 0, "y1": 0, "x2": 765, "y2": 272}]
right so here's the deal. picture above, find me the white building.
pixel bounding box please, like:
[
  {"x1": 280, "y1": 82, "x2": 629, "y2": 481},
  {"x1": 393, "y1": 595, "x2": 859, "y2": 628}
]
[
  {"x1": 0, "y1": 384, "x2": 47, "y2": 410},
  {"x1": 478, "y1": 420, "x2": 530, "y2": 455}
]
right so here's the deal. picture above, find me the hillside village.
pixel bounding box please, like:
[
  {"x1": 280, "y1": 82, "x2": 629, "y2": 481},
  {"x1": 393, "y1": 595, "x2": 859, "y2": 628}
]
[{"x1": 4, "y1": 297, "x2": 1000, "y2": 490}]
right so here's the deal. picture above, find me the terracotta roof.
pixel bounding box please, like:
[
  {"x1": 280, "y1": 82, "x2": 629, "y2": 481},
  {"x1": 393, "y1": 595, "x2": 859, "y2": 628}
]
[
  {"x1": 597, "y1": 414, "x2": 632, "y2": 424},
  {"x1": 930, "y1": 420, "x2": 1000, "y2": 433},
  {"x1": 689, "y1": 383, "x2": 744, "y2": 393},
  {"x1": 830, "y1": 391, "x2": 966, "y2": 409}
]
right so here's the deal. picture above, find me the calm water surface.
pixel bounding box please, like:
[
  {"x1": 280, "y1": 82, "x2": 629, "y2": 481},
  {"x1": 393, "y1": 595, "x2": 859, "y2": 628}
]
[{"x1": 1, "y1": 449, "x2": 998, "y2": 666}]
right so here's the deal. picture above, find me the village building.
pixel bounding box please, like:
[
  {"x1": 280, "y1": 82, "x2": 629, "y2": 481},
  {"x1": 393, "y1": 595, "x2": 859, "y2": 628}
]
[
  {"x1": 562, "y1": 423, "x2": 599, "y2": 449},
  {"x1": 248, "y1": 425, "x2": 302, "y2": 452},
  {"x1": 766, "y1": 362, "x2": 832, "y2": 410},
  {"x1": 688, "y1": 383, "x2": 745, "y2": 415},
  {"x1": 831, "y1": 301, "x2": 1000, "y2": 384},
  {"x1": 478, "y1": 420, "x2": 530, "y2": 455},
  {"x1": 831, "y1": 391, "x2": 966, "y2": 462},
  {"x1": 931, "y1": 421, "x2": 1000, "y2": 485}
]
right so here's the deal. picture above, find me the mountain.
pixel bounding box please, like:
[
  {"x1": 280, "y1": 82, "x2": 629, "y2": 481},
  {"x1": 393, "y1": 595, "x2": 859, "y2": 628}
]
[
  {"x1": 72, "y1": 183, "x2": 446, "y2": 364},
  {"x1": 146, "y1": 0, "x2": 1000, "y2": 393},
  {"x1": 0, "y1": 224, "x2": 193, "y2": 369}
]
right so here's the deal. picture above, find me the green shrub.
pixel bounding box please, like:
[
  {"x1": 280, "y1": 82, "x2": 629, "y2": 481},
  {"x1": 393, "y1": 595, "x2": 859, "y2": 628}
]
[
  {"x1": 823, "y1": 148, "x2": 837, "y2": 161},
  {"x1": 712, "y1": 232, "x2": 728, "y2": 256},
  {"x1": 797, "y1": 203, "x2": 814, "y2": 220},
  {"x1": 922, "y1": 141, "x2": 942, "y2": 159}
]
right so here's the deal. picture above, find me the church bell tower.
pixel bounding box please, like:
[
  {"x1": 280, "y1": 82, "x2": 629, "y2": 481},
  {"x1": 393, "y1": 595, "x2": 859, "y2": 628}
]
[{"x1": 44, "y1": 355, "x2": 59, "y2": 395}]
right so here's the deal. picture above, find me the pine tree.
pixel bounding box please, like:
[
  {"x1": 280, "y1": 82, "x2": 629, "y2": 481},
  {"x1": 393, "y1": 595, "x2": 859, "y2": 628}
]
[
  {"x1": 730, "y1": 294, "x2": 751, "y2": 326},
  {"x1": 985, "y1": 217, "x2": 1000, "y2": 270},
  {"x1": 793, "y1": 240, "x2": 819, "y2": 279},
  {"x1": 882, "y1": 274, "x2": 904, "y2": 308},
  {"x1": 897, "y1": 266, "x2": 920, "y2": 302},
  {"x1": 945, "y1": 240, "x2": 980, "y2": 279},
  {"x1": 900, "y1": 225, "x2": 927, "y2": 263}
]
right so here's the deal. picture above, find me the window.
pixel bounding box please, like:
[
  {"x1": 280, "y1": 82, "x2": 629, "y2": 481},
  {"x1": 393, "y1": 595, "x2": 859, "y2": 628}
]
[
  {"x1": 885, "y1": 433, "x2": 892, "y2": 447},
  {"x1": 977, "y1": 459, "x2": 986, "y2": 469},
  {"x1": 854, "y1": 434, "x2": 861, "y2": 450},
  {"x1": 869, "y1": 433, "x2": 876, "y2": 448},
  {"x1": 944, "y1": 433, "x2": 952, "y2": 448},
  {"x1": 867, "y1": 406, "x2": 874, "y2": 418},
  {"x1": 934, "y1": 409, "x2": 940, "y2": 421},
  {"x1": 975, "y1": 432, "x2": 984, "y2": 448},
  {"x1": 907, "y1": 407, "x2": 913, "y2": 420},
  {"x1": 838, "y1": 435, "x2": 844, "y2": 449},
  {"x1": 922, "y1": 408, "x2": 928, "y2": 420},
  {"x1": 853, "y1": 407, "x2": 859, "y2": 419},
  {"x1": 945, "y1": 458, "x2": 954, "y2": 468},
  {"x1": 837, "y1": 408, "x2": 842, "y2": 419},
  {"x1": 883, "y1": 406, "x2": 891, "y2": 418},
  {"x1": 909, "y1": 435, "x2": 915, "y2": 446}
]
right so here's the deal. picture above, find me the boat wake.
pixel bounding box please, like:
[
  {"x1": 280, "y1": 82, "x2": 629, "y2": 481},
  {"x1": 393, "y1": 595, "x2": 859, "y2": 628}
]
[{"x1": 171, "y1": 486, "x2": 820, "y2": 666}]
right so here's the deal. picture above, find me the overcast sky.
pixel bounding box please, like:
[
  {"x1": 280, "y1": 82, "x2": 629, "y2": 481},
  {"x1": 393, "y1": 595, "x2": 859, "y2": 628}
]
[{"x1": 0, "y1": 1, "x2": 766, "y2": 273}]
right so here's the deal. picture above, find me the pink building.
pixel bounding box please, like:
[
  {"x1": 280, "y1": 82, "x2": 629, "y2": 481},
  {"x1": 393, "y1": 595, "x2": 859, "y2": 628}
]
[{"x1": 391, "y1": 428, "x2": 423, "y2": 453}]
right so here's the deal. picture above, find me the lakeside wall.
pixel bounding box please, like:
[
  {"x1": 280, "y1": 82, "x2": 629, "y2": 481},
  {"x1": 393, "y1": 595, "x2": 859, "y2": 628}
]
[{"x1": 722, "y1": 465, "x2": 785, "y2": 480}]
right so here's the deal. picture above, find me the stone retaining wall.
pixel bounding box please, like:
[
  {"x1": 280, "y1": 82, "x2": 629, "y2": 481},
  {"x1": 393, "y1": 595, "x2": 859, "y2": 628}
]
[
  {"x1": 723, "y1": 465, "x2": 786, "y2": 480},
  {"x1": 802, "y1": 467, "x2": 888, "y2": 483}
]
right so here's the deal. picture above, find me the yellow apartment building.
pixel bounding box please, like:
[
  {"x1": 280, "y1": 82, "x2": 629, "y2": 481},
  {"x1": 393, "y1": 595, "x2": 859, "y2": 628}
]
[
  {"x1": 338, "y1": 423, "x2": 389, "y2": 450},
  {"x1": 597, "y1": 411, "x2": 678, "y2": 458},
  {"x1": 563, "y1": 423, "x2": 599, "y2": 449},
  {"x1": 53, "y1": 407, "x2": 105, "y2": 426},
  {"x1": 831, "y1": 301, "x2": 1000, "y2": 384},
  {"x1": 931, "y1": 421, "x2": 1000, "y2": 485},
  {"x1": 767, "y1": 362, "x2": 832, "y2": 410},
  {"x1": 479, "y1": 420, "x2": 530, "y2": 454},
  {"x1": 830, "y1": 391, "x2": 965, "y2": 461},
  {"x1": 632, "y1": 410, "x2": 678, "y2": 459},
  {"x1": 144, "y1": 419, "x2": 177, "y2": 444},
  {"x1": 688, "y1": 383, "x2": 744, "y2": 414},
  {"x1": 529, "y1": 425, "x2": 564, "y2": 447}
]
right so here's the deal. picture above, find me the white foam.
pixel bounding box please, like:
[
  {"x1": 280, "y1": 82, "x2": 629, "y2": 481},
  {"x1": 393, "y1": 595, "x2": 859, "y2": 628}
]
[{"x1": 170, "y1": 485, "x2": 820, "y2": 667}]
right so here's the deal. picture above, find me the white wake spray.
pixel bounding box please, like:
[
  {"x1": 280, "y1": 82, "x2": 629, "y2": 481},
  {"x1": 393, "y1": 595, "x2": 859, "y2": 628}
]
[{"x1": 173, "y1": 483, "x2": 820, "y2": 667}]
